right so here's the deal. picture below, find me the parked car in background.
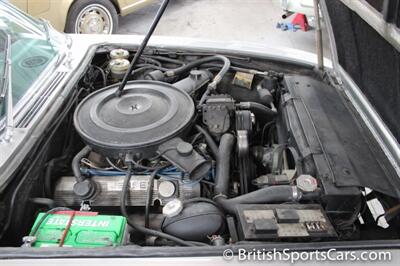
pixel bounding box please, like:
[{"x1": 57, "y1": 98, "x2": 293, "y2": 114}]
[
  {"x1": 1, "y1": 0, "x2": 400, "y2": 264},
  {"x1": 9, "y1": 0, "x2": 154, "y2": 34}
]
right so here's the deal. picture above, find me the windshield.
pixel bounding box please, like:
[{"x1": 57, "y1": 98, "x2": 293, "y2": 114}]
[{"x1": 0, "y1": 4, "x2": 60, "y2": 120}]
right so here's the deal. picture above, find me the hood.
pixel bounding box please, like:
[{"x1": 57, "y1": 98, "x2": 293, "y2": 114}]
[{"x1": 325, "y1": 0, "x2": 400, "y2": 145}]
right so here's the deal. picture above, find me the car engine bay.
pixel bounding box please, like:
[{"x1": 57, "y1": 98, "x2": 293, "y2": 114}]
[{"x1": 1, "y1": 47, "x2": 400, "y2": 248}]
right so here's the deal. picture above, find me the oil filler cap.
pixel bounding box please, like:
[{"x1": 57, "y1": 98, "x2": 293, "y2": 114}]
[
  {"x1": 177, "y1": 142, "x2": 193, "y2": 156},
  {"x1": 158, "y1": 181, "x2": 176, "y2": 198},
  {"x1": 162, "y1": 199, "x2": 183, "y2": 218},
  {"x1": 73, "y1": 180, "x2": 96, "y2": 199}
]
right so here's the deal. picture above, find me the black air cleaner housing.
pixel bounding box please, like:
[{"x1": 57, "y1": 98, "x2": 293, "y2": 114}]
[{"x1": 74, "y1": 81, "x2": 195, "y2": 158}]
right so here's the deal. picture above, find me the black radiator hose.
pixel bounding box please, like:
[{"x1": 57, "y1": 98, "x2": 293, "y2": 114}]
[
  {"x1": 215, "y1": 185, "x2": 301, "y2": 214},
  {"x1": 165, "y1": 55, "x2": 231, "y2": 107},
  {"x1": 237, "y1": 102, "x2": 277, "y2": 118},
  {"x1": 194, "y1": 125, "x2": 219, "y2": 157},
  {"x1": 214, "y1": 133, "x2": 235, "y2": 196},
  {"x1": 165, "y1": 55, "x2": 231, "y2": 89}
]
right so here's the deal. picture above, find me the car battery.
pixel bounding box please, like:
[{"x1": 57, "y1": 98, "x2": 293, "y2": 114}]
[
  {"x1": 29, "y1": 211, "x2": 128, "y2": 247},
  {"x1": 235, "y1": 204, "x2": 337, "y2": 240}
]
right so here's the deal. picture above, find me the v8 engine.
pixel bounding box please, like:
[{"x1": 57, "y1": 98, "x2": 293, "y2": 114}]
[{"x1": 4, "y1": 48, "x2": 397, "y2": 249}]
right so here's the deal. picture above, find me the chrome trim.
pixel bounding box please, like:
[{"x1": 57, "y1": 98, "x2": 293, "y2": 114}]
[
  {"x1": 313, "y1": 0, "x2": 324, "y2": 71},
  {"x1": 340, "y1": 0, "x2": 400, "y2": 51},
  {"x1": 0, "y1": 52, "x2": 62, "y2": 133},
  {"x1": 120, "y1": 0, "x2": 149, "y2": 12},
  {"x1": 0, "y1": 3, "x2": 46, "y2": 38},
  {"x1": 292, "y1": 186, "x2": 299, "y2": 200},
  {"x1": 18, "y1": 72, "x2": 66, "y2": 127},
  {"x1": 320, "y1": 0, "x2": 340, "y2": 75},
  {"x1": 338, "y1": 66, "x2": 400, "y2": 176},
  {"x1": 1, "y1": 35, "x2": 13, "y2": 143},
  {"x1": 0, "y1": 43, "x2": 95, "y2": 191}
]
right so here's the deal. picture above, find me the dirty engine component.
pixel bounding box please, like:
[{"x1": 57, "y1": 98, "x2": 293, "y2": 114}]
[
  {"x1": 235, "y1": 204, "x2": 336, "y2": 241},
  {"x1": 73, "y1": 81, "x2": 195, "y2": 158},
  {"x1": 54, "y1": 174, "x2": 201, "y2": 207},
  {"x1": 27, "y1": 211, "x2": 127, "y2": 247}
]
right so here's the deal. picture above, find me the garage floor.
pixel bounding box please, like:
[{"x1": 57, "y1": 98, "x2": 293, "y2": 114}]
[{"x1": 118, "y1": 0, "x2": 331, "y2": 57}]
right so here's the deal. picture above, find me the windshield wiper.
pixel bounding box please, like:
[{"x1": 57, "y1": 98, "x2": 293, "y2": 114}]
[{"x1": 0, "y1": 34, "x2": 14, "y2": 142}]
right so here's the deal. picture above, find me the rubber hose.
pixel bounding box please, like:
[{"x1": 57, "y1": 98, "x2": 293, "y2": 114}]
[
  {"x1": 183, "y1": 197, "x2": 221, "y2": 209},
  {"x1": 30, "y1": 198, "x2": 56, "y2": 209},
  {"x1": 30, "y1": 207, "x2": 72, "y2": 237},
  {"x1": 92, "y1": 65, "x2": 107, "y2": 87},
  {"x1": 194, "y1": 125, "x2": 219, "y2": 157},
  {"x1": 198, "y1": 87, "x2": 211, "y2": 107},
  {"x1": 44, "y1": 156, "x2": 68, "y2": 197},
  {"x1": 145, "y1": 169, "x2": 160, "y2": 228},
  {"x1": 166, "y1": 55, "x2": 230, "y2": 82},
  {"x1": 131, "y1": 65, "x2": 170, "y2": 75},
  {"x1": 237, "y1": 102, "x2": 277, "y2": 118},
  {"x1": 120, "y1": 164, "x2": 197, "y2": 247},
  {"x1": 72, "y1": 146, "x2": 92, "y2": 183},
  {"x1": 145, "y1": 55, "x2": 185, "y2": 66},
  {"x1": 214, "y1": 133, "x2": 235, "y2": 196},
  {"x1": 215, "y1": 185, "x2": 300, "y2": 214},
  {"x1": 44, "y1": 160, "x2": 56, "y2": 198}
]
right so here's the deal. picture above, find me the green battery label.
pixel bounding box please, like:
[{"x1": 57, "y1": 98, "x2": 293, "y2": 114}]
[{"x1": 30, "y1": 213, "x2": 127, "y2": 248}]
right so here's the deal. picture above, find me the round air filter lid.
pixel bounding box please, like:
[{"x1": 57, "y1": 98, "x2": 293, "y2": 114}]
[{"x1": 74, "y1": 81, "x2": 195, "y2": 157}]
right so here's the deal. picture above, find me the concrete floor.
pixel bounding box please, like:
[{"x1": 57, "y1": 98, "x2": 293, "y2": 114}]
[{"x1": 117, "y1": 0, "x2": 331, "y2": 57}]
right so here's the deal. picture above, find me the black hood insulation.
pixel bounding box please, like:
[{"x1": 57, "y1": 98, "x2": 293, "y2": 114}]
[{"x1": 326, "y1": 0, "x2": 400, "y2": 143}]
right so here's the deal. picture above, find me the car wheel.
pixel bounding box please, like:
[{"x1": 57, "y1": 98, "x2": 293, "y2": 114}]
[{"x1": 65, "y1": 0, "x2": 118, "y2": 34}]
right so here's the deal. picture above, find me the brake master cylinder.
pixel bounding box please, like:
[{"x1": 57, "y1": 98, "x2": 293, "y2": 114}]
[{"x1": 109, "y1": 48, "x2": 130, "y2": 80}]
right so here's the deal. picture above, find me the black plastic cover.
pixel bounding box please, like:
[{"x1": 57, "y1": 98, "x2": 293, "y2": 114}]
[
  {"x1": 280, "y1": 75, "x2": 400, "y2": 198},
  {"x1": 158, "y1": 138, "x2": 211, "y2": 181},
  {"x1": 73, "y1": 81, "x2": 194, "y2": 158},
  {"x1": 162, "y1": 202, "x2": 225, "y2": 241},
  {"x1": 326, "y1": 0, "x2": 400, "y2": 143},
  {"x1": 235, "y1": 204, "x2": 336, "y2": 240}
]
